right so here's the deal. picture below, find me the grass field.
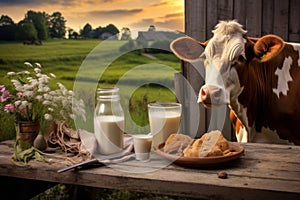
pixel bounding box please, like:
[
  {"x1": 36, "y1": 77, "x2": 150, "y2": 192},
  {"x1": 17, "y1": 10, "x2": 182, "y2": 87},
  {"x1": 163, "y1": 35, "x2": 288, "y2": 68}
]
[{"x1": 0, "y1": 39, "x2": 181, "y2": 140}]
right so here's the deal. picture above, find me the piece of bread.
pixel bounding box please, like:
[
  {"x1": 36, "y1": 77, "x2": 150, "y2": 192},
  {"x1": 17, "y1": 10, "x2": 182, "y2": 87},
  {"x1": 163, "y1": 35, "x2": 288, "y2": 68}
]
[
  {"x1": 163, "y1": 133, "x2": 193, "y2": 155},
  {"x1": 183, "y1": 130, "x2": 231, "y2": 157}
]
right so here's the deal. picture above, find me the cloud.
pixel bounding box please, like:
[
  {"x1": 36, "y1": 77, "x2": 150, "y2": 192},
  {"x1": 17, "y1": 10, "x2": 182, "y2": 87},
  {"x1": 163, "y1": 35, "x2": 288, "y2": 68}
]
[
  {"x1": 0, "y1": 0, "x2": 79, "y2": 7},
  {"x1": 0, "y1": 0, "x2": 114, "y2": 6},
  {"x1": 131, "y1": 12, "x2": 184, "y2": 30},
  {"x1": 131, "y1": 17, "x2": 183, "y2": 31},
  {"x1": 164, "y1": 12, "x2": 183, "y2": 19},
  {"x1": 85, "y1": 8, "x2": 143, "y2": 19},
  {"x1": 0, "y1": 0, "x2": 39, "y2": 5},
  {"x1": 150, "y1": 1, "x2": 168, "y2": 7}
]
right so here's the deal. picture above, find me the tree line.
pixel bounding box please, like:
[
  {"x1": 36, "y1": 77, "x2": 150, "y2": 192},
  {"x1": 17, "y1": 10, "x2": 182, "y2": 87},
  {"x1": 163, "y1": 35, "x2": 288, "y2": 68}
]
[{"x1": 0, "y1": 10, "x2": 123, "y2": 42}]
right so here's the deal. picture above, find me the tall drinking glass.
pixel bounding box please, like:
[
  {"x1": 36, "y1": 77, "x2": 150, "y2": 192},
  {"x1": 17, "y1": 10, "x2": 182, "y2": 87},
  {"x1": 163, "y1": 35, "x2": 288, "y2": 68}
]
[{"x1": 148, "y1": 102, "x2": 182, "y2": 148}]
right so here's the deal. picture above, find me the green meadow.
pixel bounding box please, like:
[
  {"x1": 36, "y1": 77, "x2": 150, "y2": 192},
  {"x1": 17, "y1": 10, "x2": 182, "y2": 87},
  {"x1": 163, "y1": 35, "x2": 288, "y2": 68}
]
[{"x1": 0, "y1": 39, "x2": 181, "y2": 140}]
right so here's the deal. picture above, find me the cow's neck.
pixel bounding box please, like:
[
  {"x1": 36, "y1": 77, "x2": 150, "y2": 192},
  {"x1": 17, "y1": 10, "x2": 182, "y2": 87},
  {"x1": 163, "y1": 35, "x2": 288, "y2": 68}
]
[{"x1": 232, "y1": 60, "x2": 274, "y2": 139}]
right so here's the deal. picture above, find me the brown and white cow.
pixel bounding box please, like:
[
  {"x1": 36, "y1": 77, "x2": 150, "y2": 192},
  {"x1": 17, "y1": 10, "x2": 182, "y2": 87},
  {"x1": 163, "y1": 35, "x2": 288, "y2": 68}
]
[{"x1": 171, "y1": 20, "x2": 300, "y2": 145}]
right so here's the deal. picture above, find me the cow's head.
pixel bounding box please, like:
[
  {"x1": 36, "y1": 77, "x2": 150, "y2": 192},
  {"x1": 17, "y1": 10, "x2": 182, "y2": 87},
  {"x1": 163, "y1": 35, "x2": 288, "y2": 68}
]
[{"x1": 171, "y1": 20, "x2": 285, "y2": 108}]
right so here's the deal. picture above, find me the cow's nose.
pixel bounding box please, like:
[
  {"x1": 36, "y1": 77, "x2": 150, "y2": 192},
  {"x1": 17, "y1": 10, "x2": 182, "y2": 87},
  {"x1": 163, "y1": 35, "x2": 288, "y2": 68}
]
[
  {"x1": 199, "y1": 86, "x2": 210, "y2": 103},
  {"x1": 198, "y1": 85, "x2": 224, "y2": 106}
]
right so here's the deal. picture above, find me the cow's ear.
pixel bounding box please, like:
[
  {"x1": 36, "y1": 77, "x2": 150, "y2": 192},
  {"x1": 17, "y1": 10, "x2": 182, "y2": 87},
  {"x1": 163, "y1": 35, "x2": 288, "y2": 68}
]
[
  {"x1": 253, "y1": 35, "x2": 285, "y2": 62},
  {"x1": 170, "y1": 36, "x2": 206, "y2": 62}
]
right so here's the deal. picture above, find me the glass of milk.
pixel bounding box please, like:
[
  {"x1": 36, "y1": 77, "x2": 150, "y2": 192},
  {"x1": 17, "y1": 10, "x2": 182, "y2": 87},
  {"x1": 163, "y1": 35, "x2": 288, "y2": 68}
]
[
  {"x1": 133, "y1": 134, "x2": 153, "y2": 161},
  {"x1": 94, "y1": 88, "x2": 124, "y2": 155},
  {"x1": 148, "y1": 102, "x2": 182, "y2": 148}
]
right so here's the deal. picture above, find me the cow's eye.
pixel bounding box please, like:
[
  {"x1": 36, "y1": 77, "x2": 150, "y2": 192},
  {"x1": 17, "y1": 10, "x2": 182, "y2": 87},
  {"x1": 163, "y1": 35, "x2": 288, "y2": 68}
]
[
  {"x1": 231, "y1": 61, "x2": 237, "y2": 66},
  {"x1": 238, "y1": 55, "x2": 245, "y2": 62}
]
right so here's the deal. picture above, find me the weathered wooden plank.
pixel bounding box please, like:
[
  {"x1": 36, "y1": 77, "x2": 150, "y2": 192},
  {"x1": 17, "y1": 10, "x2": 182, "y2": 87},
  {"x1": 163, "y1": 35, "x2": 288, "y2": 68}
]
[
  {"x1": 184, "y1": 0, "x2": 207, "y2": 137},
  {"x1": 233, "y1": 0, "x2": 246, "y2": 25},
  {"x1": 273, "y1": 0, "x2": 289, "y2": 40},
  {"x1": 206, "y1": 0, "x2": 218, "y2": 39},
  {"x1": 217, "y1": 0, "x2": 234, "y2": 20},
  {"x1": 289, "y1": 0, "x2": 300, "y2": 42},
  {"x1": 185, "y1": 0, "x2": 206, "y2": 40},
  {"x1": 184, "y1": 61, "x2": 206, "y2": 137},
  {"x1": 246, "y1": 0, "x2": 262, "y2": 37},
  {"x1": 261, "y1": 0, "x2": 274, "y2": 36}
]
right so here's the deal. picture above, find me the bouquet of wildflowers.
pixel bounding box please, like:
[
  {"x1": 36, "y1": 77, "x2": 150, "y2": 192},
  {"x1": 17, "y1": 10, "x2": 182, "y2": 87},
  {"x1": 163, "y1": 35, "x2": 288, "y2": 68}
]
[{"x1": 0, "y1": 62, "x2": 86, "y2": 128}]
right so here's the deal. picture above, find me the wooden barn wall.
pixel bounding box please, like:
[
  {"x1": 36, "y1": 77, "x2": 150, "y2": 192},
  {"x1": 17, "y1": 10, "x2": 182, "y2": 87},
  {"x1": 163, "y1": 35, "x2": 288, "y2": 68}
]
[{"x1": 176, "y1": 0, "x2": 300, "y2": 140}]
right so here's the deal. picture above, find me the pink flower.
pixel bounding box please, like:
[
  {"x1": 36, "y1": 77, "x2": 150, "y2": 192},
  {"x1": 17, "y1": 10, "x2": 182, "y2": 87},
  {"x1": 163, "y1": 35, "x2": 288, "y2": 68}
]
[
  {"x1": 0, "y1": 85, "x2": 4, "y2": 92},
  {"x1": 0, "y1": 90, "x2": 11, "y2": 102},
  {"x1": 19, "y1": 108, "x2": 27, "y2": 115},
  {"x1": 17, "y1": 92, "x2": 23, "y2": 98},
  {"x1": 4, "y1": 104, "x2": 16, "y2": 113}
]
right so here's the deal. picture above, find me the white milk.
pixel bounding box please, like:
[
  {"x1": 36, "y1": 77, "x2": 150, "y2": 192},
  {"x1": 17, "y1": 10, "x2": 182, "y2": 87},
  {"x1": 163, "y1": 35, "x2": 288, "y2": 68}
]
[
  {"x1": 149, "y1": 112, "x2": 181, "y2": 148},
  {"x1": 133, "y1": 134, "x2": 153, "y2": 161},
  {"x1": 94, "y1": 115, "x2": 124, "y2": 155}
]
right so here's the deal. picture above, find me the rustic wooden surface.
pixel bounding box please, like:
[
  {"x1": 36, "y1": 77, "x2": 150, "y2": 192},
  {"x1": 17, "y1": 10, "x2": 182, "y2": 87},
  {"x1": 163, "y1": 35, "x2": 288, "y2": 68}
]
[{"x1": 0, "y1": 140, "x2": 299, "y2": 200}]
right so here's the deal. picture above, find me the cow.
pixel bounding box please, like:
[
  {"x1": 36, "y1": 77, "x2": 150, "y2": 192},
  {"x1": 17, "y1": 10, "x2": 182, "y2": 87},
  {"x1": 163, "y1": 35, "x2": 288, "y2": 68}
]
[{"x1": 170, "y1": 20, "x2": 300, "y2": 145}]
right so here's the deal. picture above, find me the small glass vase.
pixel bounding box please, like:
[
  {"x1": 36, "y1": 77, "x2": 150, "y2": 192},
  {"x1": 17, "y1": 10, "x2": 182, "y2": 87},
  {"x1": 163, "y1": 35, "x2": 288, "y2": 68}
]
[{"x1": 14, "y1": 120, "x2": 40, "y2": 151}]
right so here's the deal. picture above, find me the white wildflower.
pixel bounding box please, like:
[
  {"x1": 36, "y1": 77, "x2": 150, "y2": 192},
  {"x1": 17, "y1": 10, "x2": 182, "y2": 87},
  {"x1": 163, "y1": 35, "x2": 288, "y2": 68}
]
[
  {"x1": 23, "y1": 71, "x2": 30, "y2": 75},
  {"x1": 57, "y1": 83, "x2": 67, "y2": 91},
  {"x1": 38, "y1": 85, "x2": 50, "y2": 93},
  {"x1": 69, "y1": 113, "x2": 75, "y2": 120},
  {"x1": 49, "y1": 91, "x2": 56, "y2": 96},
  {"x1": 48, "y1": 107, "x2": 54, "y2": 112},
  {"x1": 42, "y1": 100, "x2": 52, "y2": 105},
  {"x1": 23, "y1": 90, "x2": 34, "y2": 98},
  {"x1": 38, "y1": 75, "x2": 50, "y2": 84},
  {"x1": 49, "y1": 73, "x2": 56, "y2": 78},
  {"x1": 15, "y1": 86, "x2": 23, "y2": 92},
  {"x1": 24, "y1": 62, "x2": 33, "y2": 67},
  {"x1": 23, "y1": 84, "x2": 34, "y2": 91},
  {"x1": 7, "y1": 72, "x2": 15, "y2": 76},
  {"x1": 62, "y1": 99, "x2": 69, "y2": 107},
  {"x1": 44, "y1": 114, "x2": 53, "y2": 121},
  {"x1": 43, "y1": 93, "x2": 52, "y2": 100},
  {"x1": 35, "y1": 95, "x2": 43, "y2": 101},
  {"x1": 34, "y1": 67, "x2": 41, "y2": 74},
  {"x1": 11, "y1": 79, "x2": 21, "y2": 87},
  {"x1": 35, "y1": 63, "x2": 42, "y2": 68},
  {"x1": 19, "y1": 100, "x2": 29, "y2": 109},
  {"x1": 15, "y1": 100, "x2": 21, "y2": 106}
]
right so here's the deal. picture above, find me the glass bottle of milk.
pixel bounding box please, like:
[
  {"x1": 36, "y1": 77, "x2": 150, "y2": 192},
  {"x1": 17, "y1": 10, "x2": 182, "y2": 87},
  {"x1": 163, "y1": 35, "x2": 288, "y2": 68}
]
[{"x1": 94, "y1": 88, "x2": 124, "y2": 155}]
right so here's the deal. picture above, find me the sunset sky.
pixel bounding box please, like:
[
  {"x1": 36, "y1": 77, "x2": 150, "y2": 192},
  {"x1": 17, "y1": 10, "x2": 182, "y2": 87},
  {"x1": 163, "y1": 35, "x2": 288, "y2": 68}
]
[{"x1": 0, "y1": 0, "x2": 184, "y2": 37}]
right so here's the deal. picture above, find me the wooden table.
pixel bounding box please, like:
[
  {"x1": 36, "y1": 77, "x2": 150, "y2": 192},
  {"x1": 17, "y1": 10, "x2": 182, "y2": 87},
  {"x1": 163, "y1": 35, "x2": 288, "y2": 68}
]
[{"x1": 0, "y1": 140, "x2": 299, "y2": 200}]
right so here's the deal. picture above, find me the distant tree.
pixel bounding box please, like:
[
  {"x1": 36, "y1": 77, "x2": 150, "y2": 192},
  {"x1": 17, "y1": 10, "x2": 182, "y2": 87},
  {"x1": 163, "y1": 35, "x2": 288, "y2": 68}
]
[
  {"x1": 105, "y1": 24, "x2": 119, "y2": 36},
  {"x1": 79, "y1": 23, "x2": 119, "y2": 39},
  {"x1": 49, "y1": 12, "x2": 66, "y2": 38},
  {"x1": 94, "y1": 26, "x2": 104, "y2": 38},
  {"x1": 80, "y1": 23, "x2": 92, "y2": 38},
  {"x1": 120, "y1": 27, "x2": 131, "y2": 40},
  {"x1": 0, "y1": 15, "x2": 14, "y2": 26},
  {"x1": 15, "y1": 20, "x2": 38, "y2": 41},
  {"x1": 0, "y1": 15, "x2": 16, "y2": 41},
  {"x1": 25, "y1": 10, "x2": 48, "y2": 40},
  {"x1": 68, "y1": 28, "x2": 79, "y2": 39}
]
